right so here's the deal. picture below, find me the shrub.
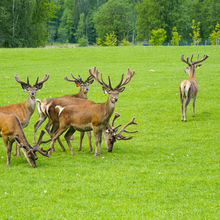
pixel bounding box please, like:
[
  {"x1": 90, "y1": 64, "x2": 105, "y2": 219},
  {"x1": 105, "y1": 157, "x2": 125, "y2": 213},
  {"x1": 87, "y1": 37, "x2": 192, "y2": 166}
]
[
  {"x1": 78, "y1": 36, "x2": 88, "y2": 47},
  {"x1": 104, "y1": 32, "x2": 117, "y2": 46},
  {"x1": 149, "y1": 28, "x2": 167, "y2": 46},
  {"x1": 120, "y1": 38, "x2": 132, "y2": 46},
  {"x1": 209, "y1": 23, "x2": 220, "y2": 45}
]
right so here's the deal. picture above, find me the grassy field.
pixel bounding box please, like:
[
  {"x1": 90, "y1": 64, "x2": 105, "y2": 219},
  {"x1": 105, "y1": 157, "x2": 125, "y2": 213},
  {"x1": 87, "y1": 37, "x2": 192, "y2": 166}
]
[{"x1": 0, "y1": 46, "x2": 219, "y2": 219}]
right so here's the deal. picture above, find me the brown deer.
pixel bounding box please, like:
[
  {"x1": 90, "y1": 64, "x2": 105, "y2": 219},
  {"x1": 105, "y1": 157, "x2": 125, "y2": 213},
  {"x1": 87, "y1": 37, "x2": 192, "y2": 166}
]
[
  {"x1": 179, "y1": 54, "x2": 208, "y2": 121},
  {"x1": 0, "y1": 74, "x2": 49, "y2": 155},
  {"x1": 0, "y1": 111, "x2": 50, "y2": 167},
  {"x1": 33, "y1": 74, "x2": 94, "y2": 153},
  {"x1": 103, "y1": 113, "x2": 138, "y2": 152},
  {"x1": 50, "y1": 66, "x2": 135, "y2": 157}
]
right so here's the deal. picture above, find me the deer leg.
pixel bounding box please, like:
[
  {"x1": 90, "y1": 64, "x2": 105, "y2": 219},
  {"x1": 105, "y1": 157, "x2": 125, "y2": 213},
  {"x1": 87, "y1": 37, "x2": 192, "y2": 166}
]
[
  {"x1": 64, "y1": 127, "x2": 76, "y2": 155},
  {"x1": 193, "y1": 96, "x2": 197, "y2": 117},
  {"x1": 93, "y1": 128, "x2": 102, "y2": 157},
  {"x1": 184, "y1": 97, "x2": 191, "y2": 122},
  {"x1": 33, "y1": 114, "x2": 47, "y2": 144},
  {"x1": 78, "y1": 132, "x2": 85, "y2": 151},
  {"x1": 50, "y1": 128, "x2": 67, "y2": 155},
  {"x1": 16, "y1": 142, "x2": 21, "y2": 156},
  {"x1": 180, "y1": 89, "x2": 184, "y2": 121},
  {"x1": 87, "y1": 131, "x2": 93, "y2": 153},
  {"x1": 3, "y1": 137, "x2": 11, "y2": 167}
]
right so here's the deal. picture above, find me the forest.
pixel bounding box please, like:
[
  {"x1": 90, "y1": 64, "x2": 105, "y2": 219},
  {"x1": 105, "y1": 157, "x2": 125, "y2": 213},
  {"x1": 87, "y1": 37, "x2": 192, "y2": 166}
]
[{"x1": 0, "y1": 0, "x2": 220, "y2": 47}]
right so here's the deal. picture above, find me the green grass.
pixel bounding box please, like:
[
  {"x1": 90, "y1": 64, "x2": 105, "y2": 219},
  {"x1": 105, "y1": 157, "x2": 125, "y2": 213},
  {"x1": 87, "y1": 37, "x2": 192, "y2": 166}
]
[{"x1": 0, "y1": 46, "x2": 219, "y2": 219}]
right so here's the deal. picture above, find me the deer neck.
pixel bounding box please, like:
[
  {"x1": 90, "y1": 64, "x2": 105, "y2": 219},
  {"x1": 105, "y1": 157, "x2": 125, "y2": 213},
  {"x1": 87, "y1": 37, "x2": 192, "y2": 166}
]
[
  {"x1": 76, "y1": 89, "x2": 88, "y2": 99},
  {"x1": 103, "y1": 97, "x2": 116, "y2": 122},
  {"x1": 189, "y1": 68, "x2": 196, "y2": 79},
  {"x1": 26, "y1": 96, "x2": 36, "y2": 112}
]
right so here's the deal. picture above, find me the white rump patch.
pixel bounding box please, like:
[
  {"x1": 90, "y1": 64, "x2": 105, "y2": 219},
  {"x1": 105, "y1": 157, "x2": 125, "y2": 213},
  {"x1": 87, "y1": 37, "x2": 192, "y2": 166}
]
[{"x1": 55, "y1": 105, "x2": 65, "y2": 116}]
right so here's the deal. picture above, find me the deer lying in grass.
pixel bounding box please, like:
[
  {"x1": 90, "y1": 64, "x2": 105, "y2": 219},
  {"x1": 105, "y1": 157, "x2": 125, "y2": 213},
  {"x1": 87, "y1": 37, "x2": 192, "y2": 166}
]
[
  {"x1": 179, "y1": 54, "x2": 208, "y2": 121},
  {"x1": 34, "y1": 74, "x2": 94, "y2": 153},
  {"x1": 50, "y1": 66, "x2": 135, "y2": 157},
  {"x1": 0, "y1": 74, "x2": 49, "y2": 156},
  {"x1": 0, "y1": 112, "x2": 50, "y2": 167},
  {"x1": 103, "y1": 113, "x2": 138, "y2": 152}
]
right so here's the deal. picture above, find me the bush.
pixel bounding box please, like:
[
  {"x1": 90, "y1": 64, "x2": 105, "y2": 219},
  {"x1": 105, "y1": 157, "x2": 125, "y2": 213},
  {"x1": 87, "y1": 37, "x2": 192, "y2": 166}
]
[
  {"x1": 120, "y1": 38, "x2": 132, "y2": 46},
  {"x1": 78, "y1": 37, "x2": 89, "y2": 47},
  {"x1": 104, "y1": 32, "x2": 117, "y2": 46},
  {"x1": 149, "y1": 28, "x2": 167, "y2": 46}
]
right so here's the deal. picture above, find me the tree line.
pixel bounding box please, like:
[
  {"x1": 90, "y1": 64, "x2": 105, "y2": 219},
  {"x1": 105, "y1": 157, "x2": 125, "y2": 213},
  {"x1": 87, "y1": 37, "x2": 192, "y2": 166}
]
[{"x1": 0, "y1": 0, "x2": 219, "y2": 47}]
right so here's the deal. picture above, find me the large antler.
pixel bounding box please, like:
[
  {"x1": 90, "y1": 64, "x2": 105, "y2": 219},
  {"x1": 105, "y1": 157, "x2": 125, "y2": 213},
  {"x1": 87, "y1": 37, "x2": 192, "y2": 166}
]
[
  {"x1": 89, "y1": 66, "x2": 111, "y2": 89},
  {"x1": 64, "y1": 73, "x2": 83, "y2": 84},
  {"x1": 34, "y1": 74, "x2": 50, "y2": 89},
  {"x1": 191, "y1": 54, "x2": 209, "y2": 65},
  {"x1": 115, "y1": 117, "x2": 138, "y2": 140},
  {"x1": 114, "y1": 68, "x2": 135, "y2": 89},
  {"x1": 14, "y1": 74, "x2": 31, "y2": 90},
  {"x1": 181, "y1": 54, "x2": 208, "y2": 66},
  {"x1": 32, "y1": 130, "x2": 51, "y2": 157}
]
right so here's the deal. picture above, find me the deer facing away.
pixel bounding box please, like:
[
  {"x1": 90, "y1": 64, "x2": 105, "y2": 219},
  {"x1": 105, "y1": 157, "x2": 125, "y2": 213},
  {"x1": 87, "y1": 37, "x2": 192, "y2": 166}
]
[
  {"x1": 179, "y1": 54, "x2": 208, "y2": 122},
  {"x1": 50, "y1": 67, "x2": 135, "y2": 157}
]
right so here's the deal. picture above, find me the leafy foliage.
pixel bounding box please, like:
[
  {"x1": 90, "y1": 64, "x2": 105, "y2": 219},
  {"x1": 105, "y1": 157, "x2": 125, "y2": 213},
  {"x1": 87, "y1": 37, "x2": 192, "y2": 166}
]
[
  {"x1": 209, "y1": 23, "x2": 220, "y2": 45},
  {"x1": 78, "y1": 36, "x2": 89, "y2": 47},
  {"x1": 104, "y1": 32, "x2": 117, "y2": 46},
  {"x1": 171, "y1": 27, "x2": 182, "y2": 46},
  {"x1": 190, "y1": 19, "x2": 201, "y2": 46},
  {"x1": 149, "y1": 28, "x2": 167, "y2": 46}
]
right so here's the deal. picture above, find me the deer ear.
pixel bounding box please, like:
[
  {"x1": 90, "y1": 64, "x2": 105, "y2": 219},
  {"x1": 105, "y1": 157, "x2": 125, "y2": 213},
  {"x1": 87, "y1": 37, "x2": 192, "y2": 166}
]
[{"x1": 118, "y1": 87, "x2": 125, "y2": 93}]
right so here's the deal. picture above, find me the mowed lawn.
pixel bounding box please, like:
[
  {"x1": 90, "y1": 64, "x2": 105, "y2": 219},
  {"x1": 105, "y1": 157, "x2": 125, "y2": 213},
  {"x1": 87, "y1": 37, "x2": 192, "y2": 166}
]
[{"x1": 0, "y1": 46, "x2": 219, "y2": 219}]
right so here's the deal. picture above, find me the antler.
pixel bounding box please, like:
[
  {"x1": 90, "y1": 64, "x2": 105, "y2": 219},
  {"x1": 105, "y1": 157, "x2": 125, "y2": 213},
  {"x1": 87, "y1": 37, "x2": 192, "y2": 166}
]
[
  {"x1": 191, "y1": 54, "x2": 209, "y2": 65},
  {"x1": 89, "y1": 66, "x2": 111, "y2": 89},
  {"x1": 64, "y1": 73, "x2": 83, "y2": 84},
  {"x1": 14, "y1": 74, "x2": 31, "y2": 89},
  {"x1": 115, "y1": 117, "x2": 138, "y2": 140},
  {"x1": 85, "y1": 75, "x2": 94, "y2": 83},
  {"x1": 112, "y1": 112, "x2": 120, "y2": 127},
  {"x1": 181, "y1": 54, "x2": 208, "y2": 66},
  {"x1": 34, "y1": 74, "x2": 50, "y2": 89},
  {"x1": 32, "y1": 130, "x2": 51, "y2": 157},
  {"x1": 181, "y1": 55, "x2": 191, "y2": 66},
  {"x1": 114, "y1": 68, "x2": 135, "y2": 89}
]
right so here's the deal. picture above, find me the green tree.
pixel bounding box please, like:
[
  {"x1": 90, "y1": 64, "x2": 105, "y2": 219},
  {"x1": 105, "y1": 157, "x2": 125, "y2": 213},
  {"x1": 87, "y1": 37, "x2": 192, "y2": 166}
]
[
  {"x1": 190, "y1": 19, "x2": 201, "y2": 46},
  {"x1": 171, "y1": 27, "x2": 181, "y2": 46},
  {"x1": 93, "y1": 0, "x2": 132, "y2": 44},
  {"x1": 149, "y1": 28, "x2": 167, "y2": 46},
  {"x1": 209, "y1": 23, "x2": 220, "y2": 45},
  {"x1": 75, "y1": 13, "x2": 85, "y2": 40}
]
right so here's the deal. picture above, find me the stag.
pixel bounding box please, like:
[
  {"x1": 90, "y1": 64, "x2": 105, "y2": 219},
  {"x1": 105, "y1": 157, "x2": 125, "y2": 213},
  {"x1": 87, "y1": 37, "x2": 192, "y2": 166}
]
[
  {"x1": 0, "y1": 112, "x2": 50, "y2": 167},
  {"x1": 50, "y1": 67, "x2": 135, "y2": 157},
  {"x1": 179, "y1": 54, "x2": 208, "y2": 121},
  {"x1": 0, "y1": 74, "x2": 49, "y2": 156},
  {"x1": 33, "y1": 74, "x2": 94, "y2": 153},
  {"x1": 103, "y1": 113, "x2": 138, "y2": 152}
]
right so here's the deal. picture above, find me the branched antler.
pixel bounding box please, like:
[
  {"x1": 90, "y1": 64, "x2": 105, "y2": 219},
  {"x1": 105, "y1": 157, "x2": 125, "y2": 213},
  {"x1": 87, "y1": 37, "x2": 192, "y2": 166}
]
[
  {"x1": 32, "y1": 130, "x2": 51, "y2": 157},
  {"x1": 181, "y1": 54, "x2": 208, "y2": 66},
  {"x1": 34, "y1": 74, "x2": 50, "y2": 89},
  {"x1": 64, "y1": 73, "x2": 83, "y2": 84},
  {"x1": 14, "y1": 74, "x2": 31, "y2": 89}
]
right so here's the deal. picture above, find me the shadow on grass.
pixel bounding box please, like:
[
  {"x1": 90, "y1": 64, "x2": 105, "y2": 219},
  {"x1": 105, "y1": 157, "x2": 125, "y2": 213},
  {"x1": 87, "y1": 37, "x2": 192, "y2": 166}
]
[{"x1": 187, "y1": 111, "x2": 211, "y2": 122}]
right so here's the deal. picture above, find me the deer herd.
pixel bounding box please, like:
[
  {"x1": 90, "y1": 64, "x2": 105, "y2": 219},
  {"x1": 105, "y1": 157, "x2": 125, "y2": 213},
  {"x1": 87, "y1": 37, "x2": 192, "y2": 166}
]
[{"x1": 0, "y1": 54, "x2": 208, "y2": 167}]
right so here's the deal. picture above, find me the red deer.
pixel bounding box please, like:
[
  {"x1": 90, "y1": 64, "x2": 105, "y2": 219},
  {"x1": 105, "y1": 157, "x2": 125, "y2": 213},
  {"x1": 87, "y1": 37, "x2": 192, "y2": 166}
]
[
  {"x1": 0, "y1": 74, "x2": 49, "y2": 155},
  {"x1": 103, "y1": 113, "x2": 138, "y2": 152},
  {"x1": 0, "y1": 112, "x2": 50, "y2": 167},
  {"x1": 179, "y1": 54, "x2": 208, "y2": 121},
  {"x1": 50, "y1": 67, "x2": 135, "y2": 157},
  {"x1": 34, "y1": 74, "x2": 94, "y2": 153}
]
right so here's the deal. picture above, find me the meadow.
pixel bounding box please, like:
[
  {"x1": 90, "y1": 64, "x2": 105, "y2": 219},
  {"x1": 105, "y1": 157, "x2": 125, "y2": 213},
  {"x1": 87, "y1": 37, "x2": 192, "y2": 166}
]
[{"x1": 0, "y1": 46, "x2": 219, "y2": 219}]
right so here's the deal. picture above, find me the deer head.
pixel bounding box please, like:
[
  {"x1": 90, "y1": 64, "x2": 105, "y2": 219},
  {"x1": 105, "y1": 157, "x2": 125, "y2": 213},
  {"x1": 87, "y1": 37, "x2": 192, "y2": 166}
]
[
  {"x1": 15, "y1": 130, "x2": 51, "y2": 167},
  {"x1": 181, "y1": 54, "x2": 209, "y2": 76},
  {"x1": 103, "y1": 113, "x2": 138, "y2": 152},
  {"x1": 64, "y1": 73, "x2": 94, "y2": 95},
  {"x1": 89, "y1": 66, "x2": 135, "y2": 103},
  {"x1": 14, "y1": 74, "x2": 50, "y2": 100}
]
